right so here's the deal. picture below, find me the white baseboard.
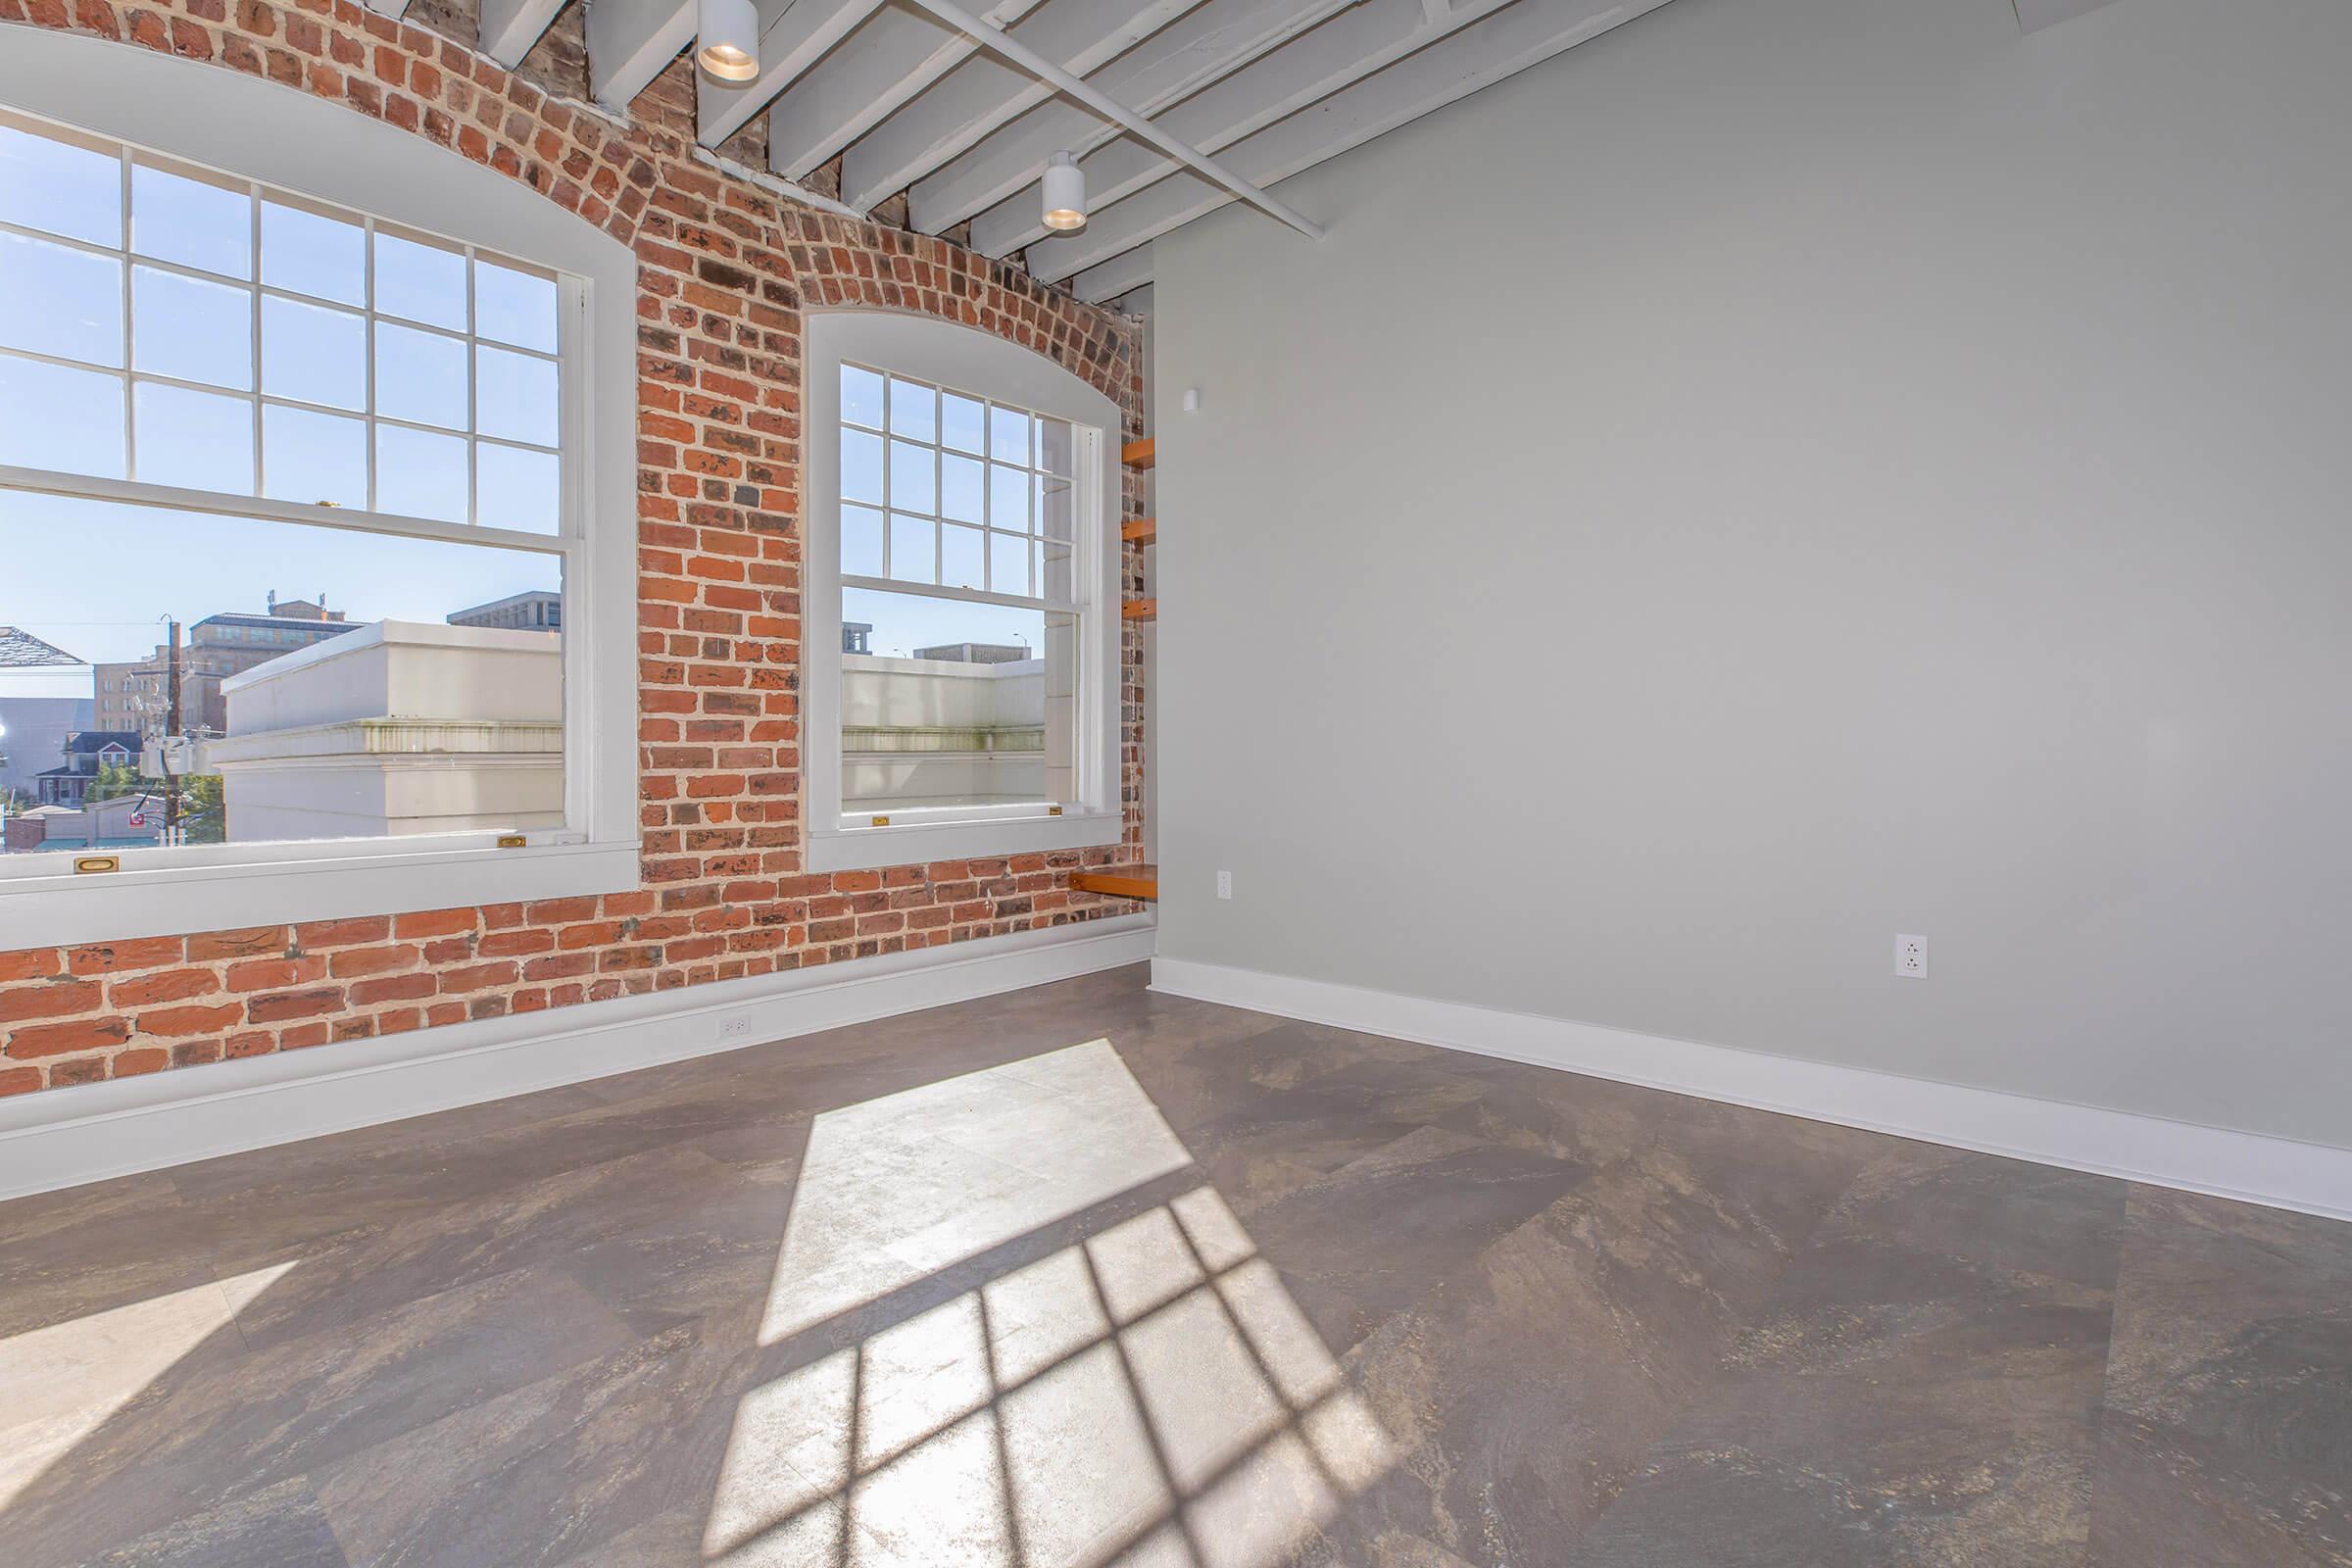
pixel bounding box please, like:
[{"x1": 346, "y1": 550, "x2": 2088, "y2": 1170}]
[
  {"x1": 1150, "y1": 956, "x2": 2352, "y2": 1224},
  {"x1": 0, "y1": 914, "x2": 1156, "y2": 1203}
]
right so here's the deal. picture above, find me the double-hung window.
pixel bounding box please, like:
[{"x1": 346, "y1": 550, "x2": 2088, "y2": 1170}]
[
  {"x1": 0, "y1": 35, "x2": 636, "y2": 951},
  {"x1": 804, "y1": 312, "x2": 1124, "y2": 871}
]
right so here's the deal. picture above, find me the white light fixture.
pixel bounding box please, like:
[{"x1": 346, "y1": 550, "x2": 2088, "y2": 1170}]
[
  {"x1": 1041, "y1": 151, "x2": 1087, "y2": 232},
  {"x1": 698, "y1": 0, "x2": 760, "y2": 83}
]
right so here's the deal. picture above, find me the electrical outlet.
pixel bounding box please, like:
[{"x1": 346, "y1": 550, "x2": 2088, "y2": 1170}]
[
  {"x1": 1216, "y1": 869, "x2": 1233, "y2": 901},
  {"x1": 1894, "y1": 935, "x2": 1928, "y2": 979},
  {"x1": 716, "y1": 1013, "x2": 756, "y2": 1041}
]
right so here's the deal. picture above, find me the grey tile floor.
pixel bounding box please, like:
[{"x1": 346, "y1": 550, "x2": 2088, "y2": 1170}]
[{"x1": 1, "y1": 963, "x2": 2345, "y2": 1566}]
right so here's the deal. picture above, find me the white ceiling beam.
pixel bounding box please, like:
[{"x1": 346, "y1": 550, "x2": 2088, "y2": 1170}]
[
  {"x1": 2013, "y1": 0, "x2": 2120, "y2": 32},
  {"x1": 839, "y1": 0, "x2": 1202, "y2": 215},
  {"x1": 969, "y1": 0, "x2": 1519, "y2": 260},
  {"x1": 900, "y1": 0, "x2": 1322, "y2": 237},
  {"x1": 588, "y1": 0, "x2": 698, "y2": 110},
  {"x1": 478, "y1": 0, "x2": 570, "y2": 68},
  {"x1": 1044, "y1": 0, "x2": 1669, "y2": 285},
  {"x1": 907, "y1": 0, "x2": 1352, "y2": 234},
  {"x1": 762, "y1": 0, "x2": 1052, "y2": 182},
  {"x1": 698, "y1": 0, "x2": 893, "y2": 150},
  {"x1": 1073, "y1": 246, "x2": 1154, "y2": 305}
]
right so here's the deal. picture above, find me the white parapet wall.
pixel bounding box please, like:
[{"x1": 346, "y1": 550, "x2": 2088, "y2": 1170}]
[
  {"x1": 198, "y1": 621, "x2": 564, "y2": 841},
  {"x1": 841, "y1": 653, "x2": 1059, "y2": 810}
]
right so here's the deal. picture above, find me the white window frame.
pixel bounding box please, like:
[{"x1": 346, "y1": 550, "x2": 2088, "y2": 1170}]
[
  {"x1": 0, "y1": 31, "x2": 639, "y2": 950},
  {"x1": 804, "y1": 311, "x2": 1123, "y2": 873}
]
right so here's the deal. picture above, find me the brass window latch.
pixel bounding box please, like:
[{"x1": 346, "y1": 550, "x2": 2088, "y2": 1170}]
[
  {"x1": 496, "y1": 835, "x2": 528, "y2": 849},
  {"x1": 74, "y1": 855, "x2": 121, "y2": 874}
]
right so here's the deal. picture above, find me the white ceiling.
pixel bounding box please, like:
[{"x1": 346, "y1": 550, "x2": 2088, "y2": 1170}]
[{"x1": 374, "y1": 0, "x2": 1679, "y2": 306}]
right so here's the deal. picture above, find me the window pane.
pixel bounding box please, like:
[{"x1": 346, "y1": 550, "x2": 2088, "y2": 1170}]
[
  {"x1": 1037, "y1": 416, "x2": 1075, "y2": 476},
  {"x1": 262, "y1": 403, "x2": 367, "y2": 510},
  {"x1": 887, "y1": 375, "x2": 935, "y2": 442},
  {"x1": 942, "y1": 392, "x2": 985, "y2": 455},
  {"x1": 373, "y1": 229, "x2": 466, "y2": 330},
  {"x1": 1038, "y1": 472, "x2": 1075, "y2": 543},
  {"x1": 0, "y1": 231, "x2": 122, "y2": 367},
  {"x1": 989, "y1": 406, "x2": 1030, "y2": 466},
  {"x1": 131, "y1": 162, "x2": 251, "y2": 280},
  {"x1": 889, "y1": 438, "x2": 935, "y2": 515},
  {"x1": 942, "y1": 523, "x2": 985, "y2": 591},
  {"x1": 0, "y1": 354, "x2": 124, "y2": 478},
  {"x1": 840, "y1": 426, "x2": 883, "y2": 505},
  {"x1": 888, "y1": 514, "x2": 934, "y2": 585},
  {"x1": 374, "y1": 320, "x2": 466, "y2": 431},
  {"x1": 476, "y1": 441, "x2": 560, "y2": 534},
  {"x1": 134, "y1": 381, "x2": 254, "y2": 493},
  {"x1": 261, "y1": 295, "x2": 365, "y2": 411},
  {"x1": 0, "y1": 493, "x2": 563, "y2": 851},
  {"x1": 476, "y1": 344, "x2": 559, "y2": 447},
  {"x1": 841, "y1": 364, "x2": 885, "y2": 429},
  {"x1": 132, "y1": 266, "x2": 254, "y2": 391},
  {"x1": 988, "y1": 529, "x2": 1028, "y2": 596},
  {"x1": 990, "y1": 463, "x2": 1028, "y2": 532},
  {"x1": 474, "y1": 258, "x2": 557, "y2": 353},
  {"x1": 942, "y1": 453, "x2": 984, "y2": 524},
  {"x1": 839, "y1": 586, "x2": 1066, "y2": 813},
  {"x1": 374, "y1": 423, "x2": 467, "y2": 522},
  {"x1": 0, "y1": 121, "x2": 121, "y2": 248},
  {"x1": 841, "y1": 503, "x2": 884, "y2": 578},
  {"x1": 260, "y1": 199, "x2": 364, "y2": 306}
]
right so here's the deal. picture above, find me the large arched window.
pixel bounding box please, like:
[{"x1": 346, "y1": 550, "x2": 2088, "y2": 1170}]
[
  {"x1": 0, "y1": 31, "x2": 637, "y2": 949},
  {"x1": 803, "y1": 311, "x2": 1124, "y2": 871}
]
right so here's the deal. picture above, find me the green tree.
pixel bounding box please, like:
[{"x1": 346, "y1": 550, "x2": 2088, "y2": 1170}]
[
  {"x1": 179, "y1": 774, "x2": 226, "y2": 845},
  {"x1": 86, "y1": 760, "x2": 143, "y2": 803}
]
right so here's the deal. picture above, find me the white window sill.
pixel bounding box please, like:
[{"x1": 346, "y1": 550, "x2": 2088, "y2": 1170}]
[
  {"x1": 0, "y1": 840, "x2": 641, "y2": 951},
  {"x1": 807, "y1": 810, "x2": 1124, "y2": 873}
]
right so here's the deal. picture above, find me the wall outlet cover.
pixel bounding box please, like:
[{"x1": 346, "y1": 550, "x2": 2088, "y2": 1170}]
[{"x1": 1895, "y1": 935, "x2": 1929, "y2": 979}]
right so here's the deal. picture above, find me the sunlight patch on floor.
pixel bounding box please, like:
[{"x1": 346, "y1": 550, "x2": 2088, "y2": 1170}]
[
  {"x1": 712, "y1": 1041, "x2": 1395, "y2": 1567},
  {"x1": 0, "y1": 1262, "x2": 295, "y2": 1513}
]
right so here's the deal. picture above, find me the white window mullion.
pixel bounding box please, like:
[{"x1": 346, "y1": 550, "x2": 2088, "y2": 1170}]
[{"x1": 118, "y1": 141, "x2": 135, "y2": 482}]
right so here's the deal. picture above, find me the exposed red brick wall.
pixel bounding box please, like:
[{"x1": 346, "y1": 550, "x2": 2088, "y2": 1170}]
[{"x1": 0, "y1": 1, "x2": 1149, "y2": 1097}]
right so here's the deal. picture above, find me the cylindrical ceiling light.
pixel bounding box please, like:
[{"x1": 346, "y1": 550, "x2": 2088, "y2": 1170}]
[
  {"x1": 1041, "y1": 151, "x2": 1087, "y2": 232},
  {"x1": 698, "y1": 0, "x2": 760, "y2": 82}
]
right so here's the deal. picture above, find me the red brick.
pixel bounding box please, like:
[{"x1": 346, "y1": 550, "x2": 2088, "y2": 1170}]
[
  {"x1": 329, "y1": 945, "x2": 420, "y2": 979},
  {"x1": 246, "y1": 987, "x2": 346, "y2": 1023},
  {"x1": 67, "y1": 937, "x2": 185, "y2": 974},
  {"x1": 301, "y1": 916, "x2": 393, "y2": 949},
  {"x1": 393, "y1": 908, "x2": 479, "y2": 938},
  {"x1": 0, "y1": 1064, "x2": 41, "y2": 1096},
  {"x1": 227, "y1": 956, "x2": 327, "y2": 992},
  {"x1": 110, "y1": 969, "x2": 220, "y2": 1008},
  {"x1": 137, "y1": 1003, "x2": 247, "y2": 1037},
  {"x1": 111, "y1": 1048, "x2": 169, "y2": 1077},
  {"x1": 5, "y1": 1016, "x2": 132, "y2": 1058},
  {"x1": 187, "y1": 926, "x2": 290, "y2": 961},
  {"x1": 0, "y1": 980, "x2": 102, "y2": 1023},
  {"x1": 0, "y1": 951, "x2": 61, "y2": 984}
]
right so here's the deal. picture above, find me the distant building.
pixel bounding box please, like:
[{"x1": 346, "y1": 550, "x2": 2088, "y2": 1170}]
[
  {"x1": 0, "y1": 626, "x2": 82, "y2": 669},
  {"x1": 447, "y1": 591, "x2": 563, "y2": 632},
  {"x1": 93, "y1": 598, "x2": 365, "y2": 740},
  {"x1": 844, "y1": 622, "x2": 872, "y2": 655},
  {"x1": 0, "y1": 696, "x2": 93, "y2": 798},
  {"x1": 2, "y1": 795, "x2": 163, "y2": 854},
  {"x1": 913, "y1": 641, "x2": 1033, "y2": 664},
  {"x1": 33, "y1": 730, "x2": 141, "y2": 807}
]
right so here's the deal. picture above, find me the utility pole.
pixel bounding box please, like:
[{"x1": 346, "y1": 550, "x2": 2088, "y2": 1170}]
[{"x1": 165, "y1": 619, "x2": 182, "y2": 847}]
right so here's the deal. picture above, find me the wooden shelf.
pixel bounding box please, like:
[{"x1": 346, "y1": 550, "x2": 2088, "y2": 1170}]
[
  {"x1": 1122, "y1": 598, "x2": 1157, "y2": 621},
  {"x1": 1122, "y1": 438, "x2": 1156, "y2": 470},
  {"x1": 1121, "y1": 515, "x2": 1156, "y2": 545},
  {"x1": 1071, "y1": 864, "x2": 1158, "y2": 901}
]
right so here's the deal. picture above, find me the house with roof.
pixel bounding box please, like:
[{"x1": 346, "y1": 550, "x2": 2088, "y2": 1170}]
[{"x1": 34, "y1": 731, "x2": 143, "y2": 808}]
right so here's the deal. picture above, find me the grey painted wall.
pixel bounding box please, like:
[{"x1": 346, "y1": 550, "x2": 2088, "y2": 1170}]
[{"x1": 1152, "y1": 0, "x2": 2352, "y2": 1147}]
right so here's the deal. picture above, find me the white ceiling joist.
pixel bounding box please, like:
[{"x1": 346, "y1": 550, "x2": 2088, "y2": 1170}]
[
  {"x1": 1046, "y1": 0, "x2": 1670, "y2": 293},
  {"x1": 906, "y1": 0, "x2": 1355, "y2": 234},
  {"x1": 588, "y1": 0, "x2": 698, "y2": 110},
  {"x1": 968, "y1": 0, "x2": 1526, "y2": 261},
  {"x1": 901, "y1": 0, "x2": 1323, "y2": 237},
  {"x1": 762, "y1": 0, "x2": 1052, "y2": 180},
  {"x1": 839, "y1": 0, "x2": 1204, "y2": 215},
  {"x1": 1073, "y1": 245, "x2": 1155, "y2": 305},
  {"x1": 479, "y1": 0, "x2": 570, "y2": 68},
  {"x1": 698, "y1": 0, "x2": 893, "y2": 150}
]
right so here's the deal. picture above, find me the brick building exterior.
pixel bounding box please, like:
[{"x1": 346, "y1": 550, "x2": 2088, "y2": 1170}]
[{"x1": 0, "y1": 0, "x2": 1149, "y2": 1096}]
